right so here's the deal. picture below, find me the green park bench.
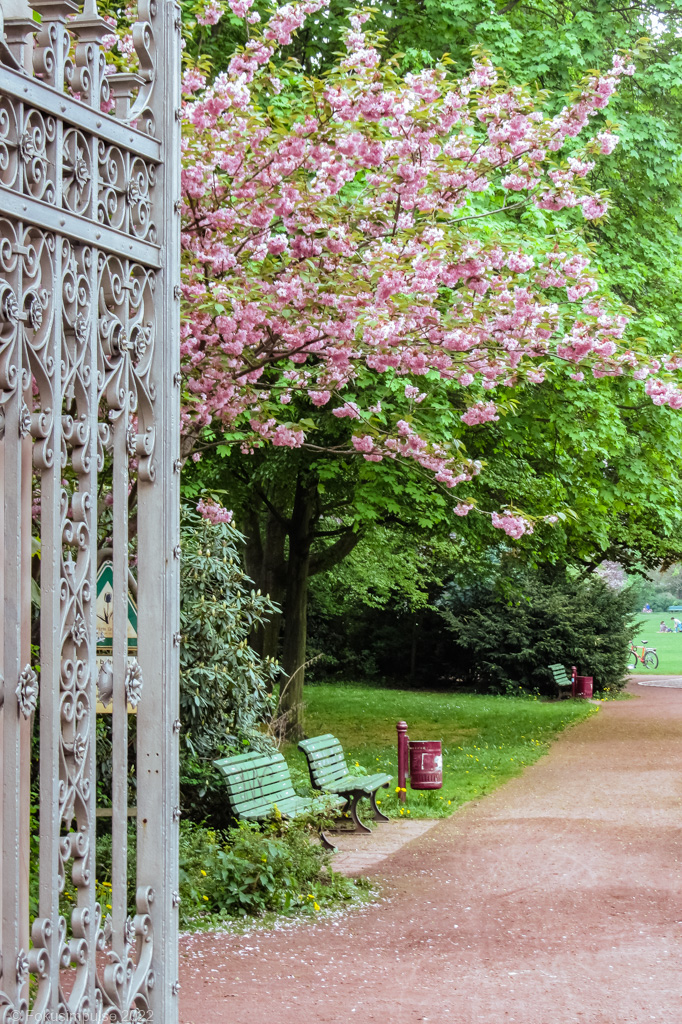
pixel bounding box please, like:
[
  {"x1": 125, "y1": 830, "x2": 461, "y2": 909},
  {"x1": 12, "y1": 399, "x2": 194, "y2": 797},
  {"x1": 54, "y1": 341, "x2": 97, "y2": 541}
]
[
  {"x1": 299, "y1": 734, "x2": 393, "y2": 834},
  {"x1": 214, "y1": 750, "x2": 346, "y2": 850},
  {"x1": 549, "y1": 663, "x2": 575, "y2": 694}
]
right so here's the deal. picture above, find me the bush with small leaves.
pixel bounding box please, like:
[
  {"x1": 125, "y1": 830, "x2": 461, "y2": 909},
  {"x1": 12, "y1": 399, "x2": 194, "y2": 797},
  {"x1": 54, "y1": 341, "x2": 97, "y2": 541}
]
[
  {"x1": 180, "y1": 505, "x2": 282, "y2": 823},
  {"x1": 178, "y1": 817, "x2": 366, "y2": 925}
]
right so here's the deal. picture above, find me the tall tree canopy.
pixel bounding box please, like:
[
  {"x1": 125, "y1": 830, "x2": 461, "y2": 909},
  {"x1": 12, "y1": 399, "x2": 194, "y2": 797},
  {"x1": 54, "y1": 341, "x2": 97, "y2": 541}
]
[{"x1": 104, "y1": 0, "x2": 682, "y2": 734}]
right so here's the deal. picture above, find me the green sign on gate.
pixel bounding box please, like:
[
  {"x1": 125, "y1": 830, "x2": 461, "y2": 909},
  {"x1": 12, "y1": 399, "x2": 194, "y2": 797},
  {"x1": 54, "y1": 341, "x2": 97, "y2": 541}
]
[{"x1": 96, "y1": 560, "x2": 138, "y2": 713}]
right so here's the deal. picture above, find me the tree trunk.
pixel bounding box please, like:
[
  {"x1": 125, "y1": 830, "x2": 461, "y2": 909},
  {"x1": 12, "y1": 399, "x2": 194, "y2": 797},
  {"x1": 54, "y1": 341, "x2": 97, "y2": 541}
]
[
  {"x1": 279, "y1": 475, "x2": 317, "y2": 740},
  {"x1": 243, "y1": 508, "x2": 287, "y2": 663},
  {"x1": 409, "y1": 611, "x2": 422, "y2": 685}
]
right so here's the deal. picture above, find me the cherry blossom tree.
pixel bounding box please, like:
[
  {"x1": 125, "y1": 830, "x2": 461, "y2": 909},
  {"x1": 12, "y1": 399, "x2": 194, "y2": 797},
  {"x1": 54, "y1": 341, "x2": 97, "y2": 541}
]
[
  {"x1": 175, "y1": 0, "x2": 675, "y2": 555},
  {"x1": 103, "y1": 0, "x2": 682, "y2": 733}
]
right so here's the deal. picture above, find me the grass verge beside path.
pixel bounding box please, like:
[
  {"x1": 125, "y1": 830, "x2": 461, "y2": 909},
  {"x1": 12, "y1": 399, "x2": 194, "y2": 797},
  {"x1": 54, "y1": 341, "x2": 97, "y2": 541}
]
[
  {"x1": 630, "y1": 612, "x2": 682, "y2": 675},
  {"x1": 283, "y1": 684, "x2": 595, "y2": 820}
]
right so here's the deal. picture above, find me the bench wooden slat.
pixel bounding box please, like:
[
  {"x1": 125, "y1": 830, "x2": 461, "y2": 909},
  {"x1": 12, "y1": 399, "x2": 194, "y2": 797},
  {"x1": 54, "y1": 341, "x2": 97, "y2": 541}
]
[
  {"x1": 237, "y1": 796, "x2": 307, "y2": 819},
  {"x1": 220, "y1": 767, "x2": 293, "y2": 793},
  {"x1": 323, "y1": 772, "x2": 392, "y2": 794},
  {"x1": 228, "y1": 783, "x2": 296, "y2": 806},
  {"x1": 214, "y1": 750, "x2": 345, "y2": 831},
  {"x1": 303, "y1": 745, "x2": 342, "y2": 761},
  {"x1": 227, "y1": 779, "x2": 297, "y2": 803},
  {"x1": 307, "y1": 757, "x2": 346, "y2": 776},
  {"x1": 306, "y1": 747, "x2": 346, "y2": 768},
  {"x1": 314, "y1": 772, "x2": 351, "y2": 791},
  {"x1": 236, "y1": 793, "x2": 299, "y2": 815},
  {"x1": 299, "y1": 735, "x2": 393, "y2": 799},
  {"x1": 301, "y1": 741, "x2": 347, "y2": 771},
  {"x1": 215, "y1": 752, "x2": 287, "y2": 775},
  {"x1": 309, "y1": 761, "x2": 347, "y2": 780},
  {"x1": 309, "y1": 762, "x2": 348, "y2": 784},
  {"x1": 308, "y1": 756, "x2": 346, "y2": 776},
  {"x1": 312, "y1": 759, "x2": 348, "y2": 778},
  {"x1": 549, "y1": 663, "x2": 572, "y2": 688},
  {"x1": 215, "y1": 751, "x2": 285, "y2": 768},
  {"x1": 239, "y1": 793, "x2": 345, "y2": 820},
  {"x1": 298, "y1": 734, "x2": 340, "y2": 753}
]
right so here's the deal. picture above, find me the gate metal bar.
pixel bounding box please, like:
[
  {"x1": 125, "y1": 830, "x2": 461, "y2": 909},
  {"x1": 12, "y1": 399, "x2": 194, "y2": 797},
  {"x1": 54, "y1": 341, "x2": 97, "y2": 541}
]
[{"x1": 0, "y1": 0, "x2": 181, "y2": 1016}]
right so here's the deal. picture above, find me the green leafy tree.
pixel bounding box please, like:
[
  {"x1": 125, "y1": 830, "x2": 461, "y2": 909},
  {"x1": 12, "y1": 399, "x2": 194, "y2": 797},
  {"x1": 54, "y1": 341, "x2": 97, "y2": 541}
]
[
  {"x1": 165, "y1": 0, "x2": 682, "y2": 736},
  {"x1": 450, "y1": 371, "x2": 682, "y2": 571},
  {"x1": 265, "y1": 0, "x2": 682, "y2": 354}
]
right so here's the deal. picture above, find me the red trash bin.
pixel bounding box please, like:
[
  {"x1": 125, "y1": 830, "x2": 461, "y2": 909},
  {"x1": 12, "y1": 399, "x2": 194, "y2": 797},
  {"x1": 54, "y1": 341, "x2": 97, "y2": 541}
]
[
  {"x1": 573, "y1": 675, "x2": 593, "y2": 699},
  {"x1": 409, "y1": 740, "x2": 443, "y2": 789}
]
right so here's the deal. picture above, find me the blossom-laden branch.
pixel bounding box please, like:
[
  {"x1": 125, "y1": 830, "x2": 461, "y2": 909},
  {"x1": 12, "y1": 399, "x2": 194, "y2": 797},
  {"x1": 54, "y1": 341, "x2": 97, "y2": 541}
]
[{"x1": 104, "y1": 0, "x2": 682, "y2": 537}]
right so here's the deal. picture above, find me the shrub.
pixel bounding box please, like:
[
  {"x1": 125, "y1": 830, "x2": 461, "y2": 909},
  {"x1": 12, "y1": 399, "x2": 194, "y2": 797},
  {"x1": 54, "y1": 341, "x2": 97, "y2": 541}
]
[
  {"x1": 434, "y1": 566, "x2": 635, "y2": 694},
  {"x1": 178, "y1": 818, "x2": 365, "y2": 925},
  {"x1": 180, "y1": 506, "x2": 282, "y2": 823},
  {"x1": 308, "y1": 564, "x2": 636, "y2": 694},
  {"x1": 89, "y1": 816, "x2": 366, "y2": 927}
]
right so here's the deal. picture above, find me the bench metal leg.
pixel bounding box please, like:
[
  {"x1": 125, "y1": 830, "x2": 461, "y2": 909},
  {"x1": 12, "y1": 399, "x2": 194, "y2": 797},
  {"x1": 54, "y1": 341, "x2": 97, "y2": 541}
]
[
  {"x1": 370, "y1": 789, "x2": 390, "y2": 823},
  {"x1": 348, "y1": 792, "x2": 372, "y2": 834},
  {"x1": 319, "y1": 829, "x2": 337, "y2": 852}
]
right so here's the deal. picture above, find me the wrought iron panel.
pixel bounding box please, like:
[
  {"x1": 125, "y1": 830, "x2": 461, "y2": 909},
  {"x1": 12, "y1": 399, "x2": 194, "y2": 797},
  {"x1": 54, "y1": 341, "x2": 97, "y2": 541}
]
[{"x1": 0, "y1": 0, "x2": 181, "y2": 1018}]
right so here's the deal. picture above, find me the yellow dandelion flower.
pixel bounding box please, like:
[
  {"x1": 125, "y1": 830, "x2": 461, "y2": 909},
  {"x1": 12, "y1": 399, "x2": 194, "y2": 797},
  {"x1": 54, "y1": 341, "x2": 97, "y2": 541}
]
[{"x1": 200, "y1": 870, "x2": 207, "y2": 876}]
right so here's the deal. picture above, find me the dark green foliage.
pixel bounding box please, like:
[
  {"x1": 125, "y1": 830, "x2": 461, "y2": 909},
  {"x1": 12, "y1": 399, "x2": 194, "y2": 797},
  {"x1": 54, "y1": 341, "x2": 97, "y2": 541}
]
[
  {"x1": 626, "y1": 575, "x2": 678, "y2": 613},
  {"x1": 456, "y1": 373, "x2": 682, "y2": 574},
  {"x1": 436, "y1": 569, "x2": 636, "y2": 694},
  {"x1": 309, "y1": 565, "x2": 636, "y2": 695},
  {"x1": 641, "y1": 590, "x2": 678, "y2": 614},
  {"x1": 179, "y1": 506, "x2": 281, "y2": 823}
]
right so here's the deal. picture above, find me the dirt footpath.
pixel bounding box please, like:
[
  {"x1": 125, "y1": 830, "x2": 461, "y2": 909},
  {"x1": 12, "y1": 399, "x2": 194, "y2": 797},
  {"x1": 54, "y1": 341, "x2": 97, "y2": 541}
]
[{"x1": 179, "y1": 685, "x2": 682, "y2": 1024}]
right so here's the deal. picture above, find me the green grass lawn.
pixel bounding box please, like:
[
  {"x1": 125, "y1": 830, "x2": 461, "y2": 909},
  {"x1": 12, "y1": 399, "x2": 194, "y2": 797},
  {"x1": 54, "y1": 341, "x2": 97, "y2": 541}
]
[
  {"x1": 629, "y1": 612, "x2": 682, "y2": 675},
  {"x1": 283, "y1": 683, "x2": 595, "y2": 819}
]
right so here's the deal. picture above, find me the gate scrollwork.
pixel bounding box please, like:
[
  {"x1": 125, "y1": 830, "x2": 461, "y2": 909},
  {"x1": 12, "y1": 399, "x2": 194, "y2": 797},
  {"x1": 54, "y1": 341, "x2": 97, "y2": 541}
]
[{"x1": 0, "y1": 0, "x2": 181, "y2": 1018}]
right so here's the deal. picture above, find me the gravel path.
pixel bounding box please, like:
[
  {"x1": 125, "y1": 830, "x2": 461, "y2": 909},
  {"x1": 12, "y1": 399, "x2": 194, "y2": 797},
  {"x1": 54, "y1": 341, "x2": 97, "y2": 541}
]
[{"x1": 179, "y1": 684, "x2": 682, "y2": 1023}]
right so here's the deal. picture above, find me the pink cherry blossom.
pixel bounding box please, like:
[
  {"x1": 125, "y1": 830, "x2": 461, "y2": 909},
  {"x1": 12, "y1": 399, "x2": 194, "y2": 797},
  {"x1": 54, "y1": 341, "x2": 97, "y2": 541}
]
[
  {"x1": 197, "y1": 498, "x2": 234, "y2": 524},
  {"x1": 461, "y1": 401, "x2": 499, "y2": 426},
  {"x1": 103, "y1": 0, "x2": 677, "y2": 534},
  {"x1": 581, "y1": 195, "x2": 609, "y2": 220},
  {"x1": 491, "y1": 511, "x2": 534, "y2": 539},
  {"x1": 197, "y1": 0, "x2": 224, "y2": 25},
  {"x1": 595, "y1": 131, "x2": 619, "y2": 155}
]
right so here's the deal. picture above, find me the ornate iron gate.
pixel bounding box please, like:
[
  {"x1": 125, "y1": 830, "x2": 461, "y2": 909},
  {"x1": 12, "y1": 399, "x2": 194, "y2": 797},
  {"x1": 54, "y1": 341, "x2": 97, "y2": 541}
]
[{"x1": 0, "y1": 0, "x2": 181, "y2": 1017}]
